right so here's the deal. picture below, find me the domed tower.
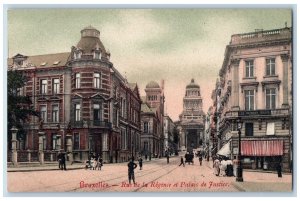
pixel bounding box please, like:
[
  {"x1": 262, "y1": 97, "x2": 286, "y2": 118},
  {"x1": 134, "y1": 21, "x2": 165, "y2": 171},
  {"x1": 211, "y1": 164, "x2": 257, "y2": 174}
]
[
  {"x1": 183, "y1": 78, "x2": 203, "y2": 112},
  {"x1": 179, "y1": 79, "x2": 205, "y2": 153}
]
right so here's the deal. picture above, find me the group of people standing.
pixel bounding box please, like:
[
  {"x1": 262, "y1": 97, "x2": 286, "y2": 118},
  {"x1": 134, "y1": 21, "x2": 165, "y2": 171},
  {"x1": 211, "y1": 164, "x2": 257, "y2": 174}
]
[
  {"x1": 86, "y1": 153, "x2": 103, "y2": 170},
  {"x1": 212, "y1": 156, "x2": 234, "y2": 177}
]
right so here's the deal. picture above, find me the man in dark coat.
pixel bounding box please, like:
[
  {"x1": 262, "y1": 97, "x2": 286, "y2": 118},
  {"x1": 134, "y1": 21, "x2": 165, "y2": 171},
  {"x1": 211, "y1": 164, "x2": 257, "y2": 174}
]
[
  {"x1": 199, "y1": 155, "x2": 203, "y2": 166},
  {"x1": 179, "y1": 156, "x2": 185, "y2": 167},
  {"x1": 138, "y1": 157, "x2": 143, "y2": 170},
  {"x1": 60, "y1": 152, "x2": 67, "y2": 170},
  {"x1": 128, "y1": 158, "x2": 137, "y2": 184}
]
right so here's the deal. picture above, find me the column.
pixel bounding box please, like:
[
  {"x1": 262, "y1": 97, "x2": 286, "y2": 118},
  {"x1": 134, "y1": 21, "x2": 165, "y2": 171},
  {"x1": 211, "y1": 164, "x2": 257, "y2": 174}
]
[
  {"x1": 231, "y1": 59, "x2": 240, "y2": 111},
  {"x1": 11, "y1": 127, "x2": 18, "y2": 166},
  {"x1": 281, "y1": 54, "x2": 290, "y2": 108},
  {"x1": 66, "y1": 134, "x2": 73, "y2": 163},
  {"x1": 38, "y1": 131, "x2": 45, "y2": 164}
]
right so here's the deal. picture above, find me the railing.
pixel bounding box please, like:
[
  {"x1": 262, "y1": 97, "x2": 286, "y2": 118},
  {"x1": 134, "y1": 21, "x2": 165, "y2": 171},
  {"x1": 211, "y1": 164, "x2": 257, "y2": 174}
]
[
  {"x1": 72, "y1": 120, "x2": 112, "y2": 129},
  {"x1": 230, "y1": 27, "x2": 291, "y2": 45}
]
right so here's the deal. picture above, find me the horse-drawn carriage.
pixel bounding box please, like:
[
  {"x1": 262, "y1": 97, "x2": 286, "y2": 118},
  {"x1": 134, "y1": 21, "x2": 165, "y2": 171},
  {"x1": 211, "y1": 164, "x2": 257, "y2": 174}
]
[{"x1": 185, "y1": 153, "x2": 194, "y2": 165}]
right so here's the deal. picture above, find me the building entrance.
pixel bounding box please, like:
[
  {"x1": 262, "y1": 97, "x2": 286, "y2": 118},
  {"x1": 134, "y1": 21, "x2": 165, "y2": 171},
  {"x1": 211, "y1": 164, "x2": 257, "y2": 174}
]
[{"x1": 186, "y1": 129, "x2": 199, "y2": 153}]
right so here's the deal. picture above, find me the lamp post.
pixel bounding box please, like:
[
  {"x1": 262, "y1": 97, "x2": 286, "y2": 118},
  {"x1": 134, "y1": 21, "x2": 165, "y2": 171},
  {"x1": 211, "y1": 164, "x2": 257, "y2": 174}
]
[{"x1": 236, "y1": 119, "x2": 243, "y2": 182}]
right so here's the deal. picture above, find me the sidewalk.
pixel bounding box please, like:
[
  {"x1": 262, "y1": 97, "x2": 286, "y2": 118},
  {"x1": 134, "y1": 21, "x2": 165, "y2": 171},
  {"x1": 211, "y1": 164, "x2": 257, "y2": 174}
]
[
  {"x1": 6, "y1": 157, "x2": 162, "y2": 172},
  {"x1": 204, "y1": 160, "x2": 293, "y2": 192}
]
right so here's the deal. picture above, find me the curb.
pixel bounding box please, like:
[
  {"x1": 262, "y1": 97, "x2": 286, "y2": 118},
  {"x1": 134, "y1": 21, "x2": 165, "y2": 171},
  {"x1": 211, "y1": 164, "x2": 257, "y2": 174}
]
[{"x1": 7, "y1": 166, "x2": 84, "y2": 172}]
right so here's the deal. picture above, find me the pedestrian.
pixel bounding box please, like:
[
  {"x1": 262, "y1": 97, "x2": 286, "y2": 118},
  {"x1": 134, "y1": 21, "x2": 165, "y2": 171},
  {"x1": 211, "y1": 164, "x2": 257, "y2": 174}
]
[
  {"x1": 179, "y1": 156, "x2": 185, "y2": 167},
  {"x1": 277, "y1": 161, "x2": 282, "y2": 178},
  {"x1": 138, "y1": 156, "x2": 143, "y2": 170},
  {"x1": 60, "y1": 152, "x2": 67, "y2": 170},
  {"x1": 98, "y1": 157, "x2": 103, "y2": 170},
  {"x1": 233, "y1": 156, "x2": 238, "y2": 177},
  {"x1": 145, "y1": 155, "x2": 148, "y2": 160},
  {"x1": 57, "y1": 151, "x2": 62, "y2": 170},
  {"x1": 128, "y1": 157, "x2": 137, "y2": 184},
  {"x1": 213, "y1": 157, "x2": 220, "y2": 176},
  {"x1": 220, "y1": 158, "x2": 227, "y2": 177},
  {"x1": 167, "y1": 154, "x2": 170, "y2": 164},
  {"x1": 199, "y1": 155, "x2": 203, "y2": 166}
]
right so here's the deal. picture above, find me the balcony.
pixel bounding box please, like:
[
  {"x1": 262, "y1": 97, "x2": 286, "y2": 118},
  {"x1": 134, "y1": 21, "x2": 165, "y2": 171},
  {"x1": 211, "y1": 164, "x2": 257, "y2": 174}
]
[
  {"x1": 224, "y1": 108, "x2": 290, "y2": 119},
  {"x1": 72, "y1": 120, "x2": 112, "y2": 129}
]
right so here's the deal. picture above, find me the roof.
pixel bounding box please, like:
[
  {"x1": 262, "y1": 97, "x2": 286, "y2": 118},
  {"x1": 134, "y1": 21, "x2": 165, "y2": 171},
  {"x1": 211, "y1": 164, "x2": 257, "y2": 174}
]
[
  {"x1": 128, "y1": 83, "x2": 137, "y2": 91},
  {"x1": 141, "y1": 103, "x2": 155, "y2": 114},
  {"x1": 76, "y1": 26, "x2": 107, "y2": 55},
  {"x1": 8, "y1": 52, "x2": 71, "y2": 68},
  {"x1": 186, "y1": 78, "x2": 200, "y2": 89},
  {"x1": 146, "y1": 81, "x2": 160, "y2": 89},
  {"x1": 76, "y1": 37, "x2": 107, "y2": 54}
]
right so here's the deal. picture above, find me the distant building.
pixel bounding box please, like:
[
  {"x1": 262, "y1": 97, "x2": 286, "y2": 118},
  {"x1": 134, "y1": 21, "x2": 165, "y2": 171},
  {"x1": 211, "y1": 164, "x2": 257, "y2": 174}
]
[
  {"x1": 140, "y1": 81, "x2": 165, "y2": 158},
  {"x1": 8, "y1": 26, "x2": 142, "y2": 164},
  {"x1": 212, "y1": 26, "x2": 292, "y2": 171},
  {"x1": 178, "y1": 79, "x2": 205, "y2": 153},
  {"x1": 163, "y1": 115, "x2": 175, "y2": 155}
]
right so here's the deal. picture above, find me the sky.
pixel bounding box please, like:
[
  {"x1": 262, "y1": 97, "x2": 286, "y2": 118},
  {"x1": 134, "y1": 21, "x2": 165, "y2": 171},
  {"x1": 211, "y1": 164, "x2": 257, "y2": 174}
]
[{"x1": 7, "y1": 8, "x2": 292, "y2": 121}]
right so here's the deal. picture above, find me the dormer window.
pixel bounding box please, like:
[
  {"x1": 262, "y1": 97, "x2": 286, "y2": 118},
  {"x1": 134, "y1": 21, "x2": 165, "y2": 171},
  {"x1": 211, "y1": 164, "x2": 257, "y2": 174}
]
[
  {"x1": 74, "y1": 51, "x2": 82, "y2": 59},
  {"x1": 40, "y1": 62, "x2": 47, "y2": 66},
  {"x1": 53, "y1": 61, "x2": 60, "y2": 65},
  {"x1": 94, "y1": 51, "x2": 101, "y2": 59},
  {"x1": 17, "y1": 60, "x2": 23, "y2": 66}
]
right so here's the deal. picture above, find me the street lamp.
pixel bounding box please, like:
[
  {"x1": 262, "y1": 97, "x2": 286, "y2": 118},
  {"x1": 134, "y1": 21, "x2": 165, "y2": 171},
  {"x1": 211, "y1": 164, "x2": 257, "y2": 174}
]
[{"x1": 236, "y1": 119, "x2": 243, "y2": 182}]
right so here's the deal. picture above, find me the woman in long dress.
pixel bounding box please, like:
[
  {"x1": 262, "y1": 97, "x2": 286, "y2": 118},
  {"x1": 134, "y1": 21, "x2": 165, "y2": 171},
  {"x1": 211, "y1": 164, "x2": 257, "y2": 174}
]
[{"x1": 213, "y1": 158, "x2": 220, "y2": 176}]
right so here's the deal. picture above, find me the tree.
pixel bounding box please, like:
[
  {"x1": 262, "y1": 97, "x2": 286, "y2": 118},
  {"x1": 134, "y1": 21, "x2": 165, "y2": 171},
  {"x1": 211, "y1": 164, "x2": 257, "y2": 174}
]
[{"x1": 7, "y1": 70, "x2": 39, "y2": 142}]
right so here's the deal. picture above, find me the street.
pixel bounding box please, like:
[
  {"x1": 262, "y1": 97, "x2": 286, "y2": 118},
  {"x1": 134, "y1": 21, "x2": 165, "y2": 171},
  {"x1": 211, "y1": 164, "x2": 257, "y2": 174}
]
[{"x1": 7, "y1": 156, "x2": 292, "y2": 193}]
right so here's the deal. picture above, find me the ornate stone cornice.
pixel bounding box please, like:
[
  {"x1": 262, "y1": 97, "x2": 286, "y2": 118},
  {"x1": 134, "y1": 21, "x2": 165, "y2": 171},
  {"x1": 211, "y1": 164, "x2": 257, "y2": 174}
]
[
  {"x1": 231, "y1": 58, "x2": 240, "y2": 66},
  {"x1": 280, "y1": 54, "x2": 290, "y2": 62}
]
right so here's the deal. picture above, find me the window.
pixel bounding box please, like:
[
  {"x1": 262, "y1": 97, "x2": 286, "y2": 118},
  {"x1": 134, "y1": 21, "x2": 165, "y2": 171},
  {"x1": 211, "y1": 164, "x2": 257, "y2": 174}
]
[
  {"x1": 73, "y1": 133, "x2": 80, "y2": 150},
  {"x1": 40, "y1": 105, "x2": 47, "y2": 122},
  {"x1": 53, "y1": 78, "x2": 60, "y2": 94},
  {"x1": 52, "y1": 105, "x2": 59, "y2": 122},
  {"x1": 75, "y1": 104, "x2": 81, "y2": 121},
  {"x1": 144, "y1": 141, "x2": 148, "y2": 151},
  {"x1": 52, "y1": 134, "x2": 57, "y2": 150},
  {"x1": 93, "y1": 104, "x2": 101, "y2": 121},
  {"x1": 17, "y1": 87, "x2": 25, "y2": 96},
  {"x1": 245, "y1": 90, "x2": 255, "y2": 111},
  {"x1": 40, "y1": 79, "x2": 47, "y2": 94},
  {"x1": 144, "y1": 122, "x2": 149, "y2": 133},
  {"x1": 266, "y1": 122, "x2": 275, "y2": 135},
  {"x1": 266, "y1": 88, "x2": 276, "y2": 109},
  {"x1": 266, "y1": 58, "x2": 276, "y2": 76},
  {"x1": 75, "y1": 73, "x2": 81, "y2": 88},
  {"x1": 121, "y1": 128, "x2": 127, "y2": 150},
  {"x1": 94, "y1": 52, "x2": 101, "y2": 59},
  {"x1": 245, "y1": 123, "x2": 253, "y2": 136},
  {"x1": 94, "y1": 73, "x2": 101, "y2": 88},
  {"x1": 245, "y1": 60, "x2": 254, "y2": 78}
]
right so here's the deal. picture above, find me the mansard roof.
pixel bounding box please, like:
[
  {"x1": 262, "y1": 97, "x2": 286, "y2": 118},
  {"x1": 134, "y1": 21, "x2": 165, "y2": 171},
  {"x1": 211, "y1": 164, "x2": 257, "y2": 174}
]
[{"x1": 8, "y1": 52, "x2": 71, "y2": 68}]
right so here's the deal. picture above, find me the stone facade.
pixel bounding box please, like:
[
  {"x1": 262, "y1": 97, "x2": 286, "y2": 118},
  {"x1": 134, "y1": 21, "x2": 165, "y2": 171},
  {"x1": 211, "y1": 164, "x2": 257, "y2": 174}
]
[
  {"x1": 140, "y1": 81, "x2": 165, "y2": 158},
  {"x1": 178, "y1": 79, "x2": 205, "y2": 153},
  {"x1": 8, "y1": 26, "x2": 141, "y2": 164},
  {"x1": 211, "y1": 27, "x2": 292, "y2": 171}
]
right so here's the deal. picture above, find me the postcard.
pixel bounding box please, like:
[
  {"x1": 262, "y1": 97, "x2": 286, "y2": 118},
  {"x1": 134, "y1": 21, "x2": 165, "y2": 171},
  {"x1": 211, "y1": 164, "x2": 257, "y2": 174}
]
[{"x1": 5, "y1": 7, "x2": 293, "y2": 193}]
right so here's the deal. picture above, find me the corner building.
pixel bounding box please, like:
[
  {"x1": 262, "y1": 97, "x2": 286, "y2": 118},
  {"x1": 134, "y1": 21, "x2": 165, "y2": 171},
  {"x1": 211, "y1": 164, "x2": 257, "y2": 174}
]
[
  {"x1": 8, "y1": 26, "x2": 142, "y2": 163},
  {"x1": 215, "y1": 27, "x2": 292, "y2": 171}
]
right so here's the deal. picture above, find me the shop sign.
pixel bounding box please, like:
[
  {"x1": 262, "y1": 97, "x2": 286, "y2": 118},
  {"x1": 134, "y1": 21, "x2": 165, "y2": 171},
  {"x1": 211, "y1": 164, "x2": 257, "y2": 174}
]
[{"x1": 238, "y1": 110, "x2": 271, "y2": 116}]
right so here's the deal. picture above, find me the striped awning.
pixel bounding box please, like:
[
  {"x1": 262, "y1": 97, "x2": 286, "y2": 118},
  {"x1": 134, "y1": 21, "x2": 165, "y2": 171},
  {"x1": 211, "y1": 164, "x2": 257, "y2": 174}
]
[{"x1": 241, "y1": 140, "x2": 283, "y2": 156}]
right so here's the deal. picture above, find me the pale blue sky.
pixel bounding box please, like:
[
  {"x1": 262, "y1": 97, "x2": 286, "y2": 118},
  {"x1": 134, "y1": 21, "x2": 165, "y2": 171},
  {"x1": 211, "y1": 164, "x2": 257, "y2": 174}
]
[{"x1": 7, "y1": 8, "x2": 292, "y2": 121}]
